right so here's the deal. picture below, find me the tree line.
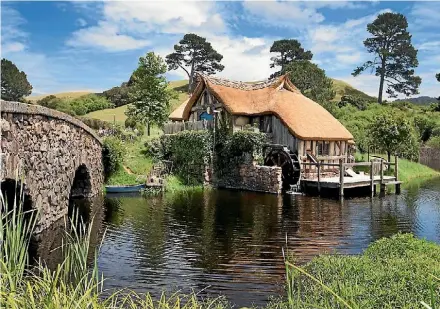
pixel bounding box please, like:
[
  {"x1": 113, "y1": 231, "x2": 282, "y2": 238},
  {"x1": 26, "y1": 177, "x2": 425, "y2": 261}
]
[{"x1": 1, "y1": 12, "x2": 439, "y2": 151}]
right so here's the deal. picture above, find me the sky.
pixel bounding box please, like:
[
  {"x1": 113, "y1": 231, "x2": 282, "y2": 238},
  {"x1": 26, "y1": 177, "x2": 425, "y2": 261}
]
[{"x1": 1, "y1": 1, "x2": 439, "y2": 99}]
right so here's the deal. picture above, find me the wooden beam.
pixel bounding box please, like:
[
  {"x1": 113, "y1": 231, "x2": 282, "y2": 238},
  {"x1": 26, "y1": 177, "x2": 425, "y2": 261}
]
[
  {"x1": 370, "y1": 160, "x2": 375, "y2": 197},
  {"x1": 339, "y1": 159, "x2": 344, "y2": 198},
  {"x1": 317, "y1": 161, "x2": 321, "y2": 194}
]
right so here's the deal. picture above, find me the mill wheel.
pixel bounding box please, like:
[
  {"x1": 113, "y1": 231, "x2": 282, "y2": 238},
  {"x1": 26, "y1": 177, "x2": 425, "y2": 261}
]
[{"x1": 264, "y1": 146, "x2": 301, "y2": 191}]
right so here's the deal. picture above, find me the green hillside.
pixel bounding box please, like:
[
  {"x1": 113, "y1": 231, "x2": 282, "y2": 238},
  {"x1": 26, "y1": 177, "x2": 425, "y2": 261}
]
[
  {"x1": 331, "y1": 79, "x2": 376, "y2": 102},
  {"x1": 27, "y1": 91, "x2": 94, "y2": 103},
  {"x1": 84, "y1": 80, "x2": 189, "y2": 124}
]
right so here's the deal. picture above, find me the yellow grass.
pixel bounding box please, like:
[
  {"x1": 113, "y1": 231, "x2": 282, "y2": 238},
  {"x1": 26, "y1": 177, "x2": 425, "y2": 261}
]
[
  {"x1": 85, "y1": 80, "x2": 189, "y2": 124},
  {"x1": 331, "y1": 79, "x2": 375, "y2": 102},
  {"x1": 27, "y1": 91, "x2": 93, "y2": 102}
]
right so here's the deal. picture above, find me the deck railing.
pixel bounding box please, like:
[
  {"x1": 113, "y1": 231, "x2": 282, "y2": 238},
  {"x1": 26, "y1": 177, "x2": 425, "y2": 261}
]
[
  {"x1": 302, "y1": 156, "x2": 400, "y2": 197},
  {"x1": 163, "y1": 120, "x2": 214, "y2": 134}
]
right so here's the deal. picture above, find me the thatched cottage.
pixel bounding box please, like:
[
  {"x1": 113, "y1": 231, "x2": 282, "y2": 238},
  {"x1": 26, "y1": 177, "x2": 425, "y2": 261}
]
[{"x1": 166, "y1": 74, "x2": 354, "y2": 188}]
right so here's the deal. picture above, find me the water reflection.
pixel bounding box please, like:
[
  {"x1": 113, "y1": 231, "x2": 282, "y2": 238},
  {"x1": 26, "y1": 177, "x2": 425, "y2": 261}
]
[
  {"x1": 32, "y1": 194, "x2": 106, "y2": 269},
  {"x1": 34, "y1": 178, "x2": 440, "y2": 306}
]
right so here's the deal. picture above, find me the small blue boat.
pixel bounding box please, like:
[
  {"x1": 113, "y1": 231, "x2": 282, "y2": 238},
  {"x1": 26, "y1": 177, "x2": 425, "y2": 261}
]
[{"x1": 105, "y1": 184, "x2": 145, "y2": 193}]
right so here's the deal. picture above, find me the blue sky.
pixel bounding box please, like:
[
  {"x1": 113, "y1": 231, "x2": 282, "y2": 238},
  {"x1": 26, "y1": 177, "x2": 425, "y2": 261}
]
[{"x1": 1, "y1": 1, "x2": 439, "y2": 99}]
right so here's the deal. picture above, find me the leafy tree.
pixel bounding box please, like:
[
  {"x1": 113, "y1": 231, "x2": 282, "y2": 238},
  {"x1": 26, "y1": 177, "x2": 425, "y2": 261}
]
[
  {"x1": 369, "y1": 113, "x2": 419, "y2": 162},
  {"x1": 1, "y1": 58, "x2": 32, "y2": 101},
  {"x1": 285, "y1": 60, "x2": 334, "y2": 103},
  {"x1": 270, "y1": 39, "x2": 313, "y2": 78},
  {"x1": 413, "y1": 115, "x2": 436, "y2": 142},
  {"x1": 352, "y1": 13, "x2": 421, "y2": 104},
  {"x1": 166, "y1": 33, "x2": 224, "y2": 93},
  {"x1": 127, "y1": 52, "x2": 176, "y2": 136},
  {"x1": 103, "y1": 82, "x2": 130, "y2": 107}
]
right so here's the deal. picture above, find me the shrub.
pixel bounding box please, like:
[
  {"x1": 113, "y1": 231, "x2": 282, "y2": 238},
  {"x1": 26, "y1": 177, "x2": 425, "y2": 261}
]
[
  {"x1": 71, "y1": 94, "x2": 114, "y2": 113},
  {"x1": 338, "y1": 95, "x2": 368, "y2": 110},
  {"x1": 124, "y1": 116, "x2": 137, "y2": 129},
  {"x1": 427, "y1": 136, "x2": 440, "y2": 149},
  {"x1": 102, "y1": 137, "x2": 124, "y2": 179}
]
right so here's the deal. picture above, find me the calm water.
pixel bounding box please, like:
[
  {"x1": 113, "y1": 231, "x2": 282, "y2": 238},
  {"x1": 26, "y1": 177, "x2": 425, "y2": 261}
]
[{"x1": 37, "y1": 178, "x2": 440, "y2": 306}]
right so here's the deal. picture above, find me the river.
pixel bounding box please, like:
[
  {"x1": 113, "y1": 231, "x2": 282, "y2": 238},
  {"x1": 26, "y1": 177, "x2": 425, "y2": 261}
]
[{"x1": 37, "y1": 178, "x2": 440, "y2": 306}]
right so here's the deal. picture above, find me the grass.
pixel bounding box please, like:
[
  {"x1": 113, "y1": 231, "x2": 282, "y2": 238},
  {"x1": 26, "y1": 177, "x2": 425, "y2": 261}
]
[
  {"x1": 105, "y1": 131, "x2": 161, "y2": 185},
  {"x1": 27, "y1": 91, "x2": 94, "y2": 102},
  {"x1": 84, "y1": 80, "x2": 189, "y2": 124},
  {"x1": 279, "y1": 233, "x2": 440, "y2": 309},
  {"x1": 331, "y1": 79, "x2": 376, "y2": 102},
  {"x1": 355, "y1": 152, "x2": 440, "y2": 184}
]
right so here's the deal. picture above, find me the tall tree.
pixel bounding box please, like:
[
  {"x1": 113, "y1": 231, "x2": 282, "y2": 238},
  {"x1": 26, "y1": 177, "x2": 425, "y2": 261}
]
[
  {"x1": 270, "y1": 39, "x2": 313, "y2": 78},
  {"x1": 1, "y1": 58, "x2": 32, "y2": 101},
  {"x1": 126, "y1": 52, "x2": 176, "y2": 136},
  {"x1": 352, "y1": 12, "x2": 421, "y2": 104},
  {"x1": 285, "y1": 60, "x2": 334, "y2": 103},
  {"x1": 166, "y1": 33, "x2": 224, "y2": 93}
]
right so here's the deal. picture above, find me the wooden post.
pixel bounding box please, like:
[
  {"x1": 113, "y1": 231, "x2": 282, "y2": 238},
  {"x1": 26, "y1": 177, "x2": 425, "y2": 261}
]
[
  {"x1": 317, "y1": 161, "x2": 321, "y2": 194},
  {"x1": 395, "y1": 155, "x2": 401, "y2": 194},
  {"x1": 380, "y1": 159, "x2": 385, "y2": 195},
  {"x1": 370, "y1": 160, "x2": 375, "y2": 197},
  {"x1": 339, "y1": 159, "x2": 344, "y2": 198}
]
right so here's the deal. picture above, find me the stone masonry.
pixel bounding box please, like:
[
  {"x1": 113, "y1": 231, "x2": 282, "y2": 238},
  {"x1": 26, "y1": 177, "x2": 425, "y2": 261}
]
[
  {"x1": 213, "y1": 154, "x2": 282, "y2": 194},
  {"x1": 1, "y1": 101, "x2": 104, "y2": 232}
]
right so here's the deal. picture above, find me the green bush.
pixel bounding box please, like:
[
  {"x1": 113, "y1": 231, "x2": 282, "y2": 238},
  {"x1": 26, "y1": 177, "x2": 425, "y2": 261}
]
[
  {"x1": 102, "y1": 137, "x2": 124, "y2": 179},
  {"x1": 427, "y1": 136, "x2": 440, "y2": 149},
  {"x1": 125, "y1": 116, "x2": 137, "y2": 129},
  {"x1": 71, "y1": 94, "x2": 113, "y2": 114},
  {"x1": 338, "y1": 95, "x2": 368, "y2": 110}
]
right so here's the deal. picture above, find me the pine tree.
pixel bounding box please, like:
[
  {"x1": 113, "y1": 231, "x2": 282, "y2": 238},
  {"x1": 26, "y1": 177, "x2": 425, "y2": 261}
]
[{"x1": 353, "y1": 13, "x2": 421, "y2": 104}]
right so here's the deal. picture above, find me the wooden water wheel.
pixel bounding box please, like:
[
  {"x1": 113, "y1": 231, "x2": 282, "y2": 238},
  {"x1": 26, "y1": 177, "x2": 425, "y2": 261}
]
[{"x1": 264, "y1": 145, "x2": 301, "y2": 191}]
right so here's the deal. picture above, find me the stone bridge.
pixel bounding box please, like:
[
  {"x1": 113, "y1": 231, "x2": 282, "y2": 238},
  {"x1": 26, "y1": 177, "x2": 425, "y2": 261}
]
[{"x1": 1, "y1": 101, "x2": 104, "y2": 232}]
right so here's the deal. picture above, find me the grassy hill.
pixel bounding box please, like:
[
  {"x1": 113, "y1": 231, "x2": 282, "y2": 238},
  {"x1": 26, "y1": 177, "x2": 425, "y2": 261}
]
[
  {"x1": 331, "y1": 79, "x2": 376, "y2": 102},
  {"x1": 84, "y1": 80, "x2": 189, "y2": 124},
  {"x1": 27, "y1": 91, "x2": 94, "y2": 103}
]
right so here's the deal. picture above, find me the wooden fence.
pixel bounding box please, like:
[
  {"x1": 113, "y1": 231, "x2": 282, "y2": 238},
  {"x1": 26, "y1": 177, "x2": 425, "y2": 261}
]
[
  {"x1": 163, "y1": 120, "x2": 214, "y2": 134},
  {"x1": 420, "y1": 147, "x2": 440, "y2": 171}
]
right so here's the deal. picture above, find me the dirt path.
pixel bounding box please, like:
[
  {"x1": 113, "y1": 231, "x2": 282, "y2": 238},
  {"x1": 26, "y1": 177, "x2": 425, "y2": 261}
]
[{"x1": 123, "y1": 165, "x2": 135, "y2": 175}]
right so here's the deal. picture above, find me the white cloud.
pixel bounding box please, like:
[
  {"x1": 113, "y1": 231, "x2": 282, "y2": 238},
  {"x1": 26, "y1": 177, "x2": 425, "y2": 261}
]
[
  {"x1": 66, "y1": 21, "x2": 150, "y2": 52},
  {"x1": 242, "y1": 1, "x2": 325, "y2": 28},
  {"x1": 76, "y1": 18, "x2": 87, "y2": 27},
  {"x1": 418, "y1": 41, "x2": 440, "y2": 51},
  {"x1": 67, "y1": 1, "x2": 225, "y2": 52},
  {"x1": 2, "y1": 42, "x2": 26, "y2": 53},
  {"x1": 411, "y1": 1, "x2": 440, "y2": 29}
]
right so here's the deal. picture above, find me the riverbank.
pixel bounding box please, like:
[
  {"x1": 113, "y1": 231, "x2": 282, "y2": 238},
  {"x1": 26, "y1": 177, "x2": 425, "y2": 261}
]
[{"x1": 355, "y1": 152, "x2": 440, "y2": 184}]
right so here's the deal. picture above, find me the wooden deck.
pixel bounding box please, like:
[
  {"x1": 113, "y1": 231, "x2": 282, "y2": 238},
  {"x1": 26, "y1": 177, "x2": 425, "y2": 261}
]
[{"x1": 300, "y1": 156, "x2": 402, "y2": 198}]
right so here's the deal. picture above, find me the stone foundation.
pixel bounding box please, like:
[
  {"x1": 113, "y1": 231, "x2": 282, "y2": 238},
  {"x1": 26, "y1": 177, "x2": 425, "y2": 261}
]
[{"x1": 213, "y1": 155, "x2": 282, "y2": 194}]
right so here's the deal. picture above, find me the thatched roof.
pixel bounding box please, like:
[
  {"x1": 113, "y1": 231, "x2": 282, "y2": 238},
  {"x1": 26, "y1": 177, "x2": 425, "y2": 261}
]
[{"x1": 169, "y1": 74, "x2": 353, "y2": 141}]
